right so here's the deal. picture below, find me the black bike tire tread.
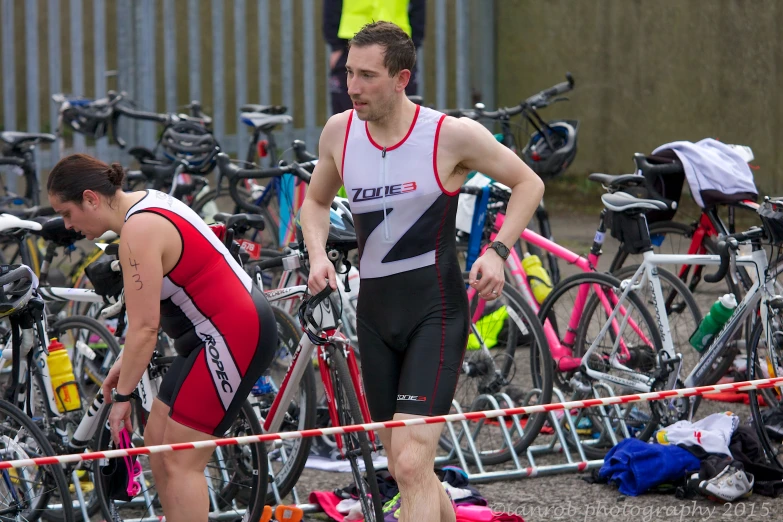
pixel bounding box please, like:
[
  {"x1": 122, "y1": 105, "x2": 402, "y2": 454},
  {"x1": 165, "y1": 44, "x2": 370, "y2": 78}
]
[
  {"x1": 328, "y1": 347, "x2": 384, "y2": 521},
  {"x1": 0, "y1": 399, "x2": 75, "y2": 522}
]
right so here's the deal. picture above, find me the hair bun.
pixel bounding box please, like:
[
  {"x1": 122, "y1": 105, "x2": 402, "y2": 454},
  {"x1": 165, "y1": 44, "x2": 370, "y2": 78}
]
[{"x1": 107, "y1": 163, "x2": 125, "y2": 187}]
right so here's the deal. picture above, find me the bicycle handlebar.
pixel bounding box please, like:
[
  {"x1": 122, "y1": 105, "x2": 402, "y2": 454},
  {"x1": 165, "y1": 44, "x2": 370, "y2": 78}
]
[
  {"x1": 0, "y1": 157, "x2": 25, "y2": 167},
  {"x1": 444, "y1": 72, "x2": 574, "y2": 120},
  {"x1": 704, "y1": 226, "x2": 765, "y2": 283},
  {"x1": 216, "y1": 152, "x2": 315, "y2": 214}
]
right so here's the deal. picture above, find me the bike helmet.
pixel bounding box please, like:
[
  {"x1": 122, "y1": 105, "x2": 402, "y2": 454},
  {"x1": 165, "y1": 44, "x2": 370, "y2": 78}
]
[
  {"x1": 294, "y1": 197, "x2": 358, "y2": 251},
  {"x1": 521, "y1": 120, "x2": 579, "y2": 180},
  {"x1": 58, "y1": 99, "x2": 113, "y2": 139},
  {"x1": 0, "y1": 264, "x2": 38, "y2": 318},
  {"x1": 297, "y1": 287, "x2": 341, "y2": 345},
  {"x1": 160, "y1": 121, "x2": 220, "y2": 175}
]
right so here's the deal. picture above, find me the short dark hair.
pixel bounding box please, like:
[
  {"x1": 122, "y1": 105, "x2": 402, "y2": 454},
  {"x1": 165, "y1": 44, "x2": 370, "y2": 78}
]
[
  {"x1": 349, "y1": 21, "x2": 416, "y2": 77},
  {"x1": 47, "y1": 153, "x2": 125, "y2": 203}
]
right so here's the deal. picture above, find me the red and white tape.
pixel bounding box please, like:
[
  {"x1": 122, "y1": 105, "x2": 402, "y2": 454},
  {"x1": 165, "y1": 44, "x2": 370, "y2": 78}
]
[{"x1": 3, "y1": 376, "x2": 782, "y2": 470}]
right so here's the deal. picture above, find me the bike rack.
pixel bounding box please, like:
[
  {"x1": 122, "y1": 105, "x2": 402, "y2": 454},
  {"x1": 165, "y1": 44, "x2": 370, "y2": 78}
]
[
  {"x1": 79, "y1": 384, "x2": 631, "y2": 519},
  {"x1": 291, "y1": 383, "x2": 631, "y2": 515}
]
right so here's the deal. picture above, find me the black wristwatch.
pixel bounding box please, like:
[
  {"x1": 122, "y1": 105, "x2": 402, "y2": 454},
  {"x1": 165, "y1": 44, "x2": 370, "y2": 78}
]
[
  {"x1": 489, "y1": 241, "x2": 510, "y2": 260},
  {"x1": 111, "y1": 389, "x2": 133, "y2": 403}
]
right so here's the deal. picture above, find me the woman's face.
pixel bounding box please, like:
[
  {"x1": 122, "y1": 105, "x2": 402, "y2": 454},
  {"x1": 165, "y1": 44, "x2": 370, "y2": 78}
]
[{"x1": 49, "y1": 192, "x2": 107, "y2": 240}]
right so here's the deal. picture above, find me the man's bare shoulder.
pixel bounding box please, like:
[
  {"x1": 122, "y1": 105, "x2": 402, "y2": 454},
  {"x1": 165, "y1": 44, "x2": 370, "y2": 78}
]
[
  {"x1": 437, "y1": 115, "x2": 489, "y2": 156},
  {"x1": 321, "y1": 110, "x2": 352, "y2": 145}
]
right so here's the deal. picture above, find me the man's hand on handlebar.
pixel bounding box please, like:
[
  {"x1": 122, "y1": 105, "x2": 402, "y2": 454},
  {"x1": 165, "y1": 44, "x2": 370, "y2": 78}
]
[{"x1": 307, "y1": 251, "x2": 338, "y2": 295}]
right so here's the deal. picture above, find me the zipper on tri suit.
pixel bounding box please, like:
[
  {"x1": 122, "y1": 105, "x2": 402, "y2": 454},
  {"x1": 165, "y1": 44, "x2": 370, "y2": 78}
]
[{"x1": 381, "y1": 147, "x2": 392, "y2": 242}]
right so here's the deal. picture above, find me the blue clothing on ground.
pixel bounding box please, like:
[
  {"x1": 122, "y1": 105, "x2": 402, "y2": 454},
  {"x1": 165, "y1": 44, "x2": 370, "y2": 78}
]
[{"x1": 599, "y1": 438, "x2": 701, "y2": 496}]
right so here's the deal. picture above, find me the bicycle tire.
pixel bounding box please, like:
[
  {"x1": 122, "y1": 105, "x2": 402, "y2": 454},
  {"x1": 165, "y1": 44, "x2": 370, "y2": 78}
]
[
  {"x1": 50, "y1": 315, "x2": 122, "y2": 397},
  {"x1": 327, "y1": 345, "x2": 384, "y2": 522},
  {"x1": 611, "y1": 265, "x2": 721, "y2": 386},
  {"x1": 437, "y1": 274, "x2": 553, "y2": 465},
  {"x1": 537, "y1": 271, "x2": 663, "y2": 458},
  {"x1": 93, "y1": 394, "x2": 268, "y2": 521},
  {"x1": 746, "y1": 320, "x2": 783, "y2": 469},
  {"x1": 0, "y1": 399, "x2": 75, "y2": 522},
  {"x1": 255, "y1": 306, "x2": 316, "y2": 505}
]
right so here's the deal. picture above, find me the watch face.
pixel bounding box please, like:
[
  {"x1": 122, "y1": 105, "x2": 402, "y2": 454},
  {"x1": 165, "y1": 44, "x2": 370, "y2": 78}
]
[{"x1": 493, "y1": 242, "x2": 509, "y2": 258}]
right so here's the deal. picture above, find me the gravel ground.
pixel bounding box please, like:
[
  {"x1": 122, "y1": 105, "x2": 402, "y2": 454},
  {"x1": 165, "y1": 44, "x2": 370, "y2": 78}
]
[{"x1": 288, "y1": 212, "x2": 783, "y2": 522}]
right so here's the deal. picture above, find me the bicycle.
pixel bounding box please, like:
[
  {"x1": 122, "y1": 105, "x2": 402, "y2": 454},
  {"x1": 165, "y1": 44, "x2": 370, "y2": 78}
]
[
  {"x1": 0, "y1": 252, "x2": 270, "y2": 522},
  {"x1": 603, "y1": 152, "x2": 760, "y2": 297},
  {"x1": 0, "y1": 131, "x2": 57, "y2": 208},
  {"x1": 542, "y1": 184, "x2": 773, "y2": 457},
  {"x1": 252, "y1": 242, "x2": 385, "y2": 521},
  {"x1": 0, "y1": 398, "x2": 74, "y2": 522},
  {"x1": 445, "y1": 72, "x2": 578, "y2": 286}
]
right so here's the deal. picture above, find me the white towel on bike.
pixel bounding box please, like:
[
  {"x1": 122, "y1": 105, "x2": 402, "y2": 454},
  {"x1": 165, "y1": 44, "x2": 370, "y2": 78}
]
[
  {"x1": 655, "y1": 412, "x2": 739, "y2": 456},
  {"x1": 652, "y1": 138, "x2": 757, "y2": 208}
]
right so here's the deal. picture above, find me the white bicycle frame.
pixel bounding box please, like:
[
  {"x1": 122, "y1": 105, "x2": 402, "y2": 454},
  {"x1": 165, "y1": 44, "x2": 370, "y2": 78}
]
[{"x1": 582, "y1": 248, "x2": 769, "y2": 394}]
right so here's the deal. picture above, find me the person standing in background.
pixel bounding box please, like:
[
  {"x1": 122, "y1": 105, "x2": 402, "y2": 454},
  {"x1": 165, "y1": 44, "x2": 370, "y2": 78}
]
[{"x1": 324, "y1": 0, "x2": 426, "y2": 114}]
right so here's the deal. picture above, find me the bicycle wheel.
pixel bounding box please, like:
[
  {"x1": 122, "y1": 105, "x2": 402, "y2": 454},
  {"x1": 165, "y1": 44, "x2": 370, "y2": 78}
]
[
  {"x1": 50, "y1": 315, "x2": 122, "y2": 401},
  {"x1": 251, "y1": 307, "x2": 316, "y2": 505},
  {"x1": 438, "y1": 274, "x2": 552, "y2": 465},
  {"x1": 326, "y1": 345, "x2": 384, "y2": 522},
  {"x1": 537, "y1": 271, "x2": 663, "y2": 458},
  {"x1": 747, "y1": 319, "x2": 783, "y2": 468},
  {"x1": 94, "y1": 394, "x2": 268, "y2": 521},
  {"x1": 611, "y1": 265, "x2": 714, "y2": 384},
  {"x1": 0, "y1": 399, "x2": 74, "y2": 522}
]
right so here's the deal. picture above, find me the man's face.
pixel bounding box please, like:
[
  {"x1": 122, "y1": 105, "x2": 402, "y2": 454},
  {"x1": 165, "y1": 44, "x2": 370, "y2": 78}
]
[{"x1": 346, "y1": 44, "x2": 399, "y2": 122}]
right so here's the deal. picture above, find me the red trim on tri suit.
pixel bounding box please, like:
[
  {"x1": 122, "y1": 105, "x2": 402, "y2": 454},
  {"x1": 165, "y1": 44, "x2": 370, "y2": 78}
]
[
  {"x1": 429, "y1": 200, "x2": 451, "y2": 415},
  {"x1": 433, "y1": 114, "x2": 459, "y2": 196},
  {"x1": 364, "y1": 104, "x2": 420, "y2": 152},
  {"x1": 340, "y1": 110, "x2": 353, "y2": 181},
  {"x1": 144, "y1": 208, "x2": 261, "y2": 433}
]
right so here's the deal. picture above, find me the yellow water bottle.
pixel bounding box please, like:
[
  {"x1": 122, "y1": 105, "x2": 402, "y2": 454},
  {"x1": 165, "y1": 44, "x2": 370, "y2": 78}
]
[
  {"x1": 48, "y1": 338, "x2": 82, "y2": 413},
  {"x1": 522, "y1": 253, "x2": 553, "y2": 304}
]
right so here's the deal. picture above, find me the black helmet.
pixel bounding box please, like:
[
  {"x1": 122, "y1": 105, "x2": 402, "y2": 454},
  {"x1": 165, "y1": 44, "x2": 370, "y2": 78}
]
[
  {"x1": 160, "y1": 121, "x2": 220, "y2": 175},
  {"x1": 0, "y1": 265, "x2": 37, "y2": 318},
  {"x1": 521, "y1": 120, "x2": 579, "y2": 180},
  {"x1": 295, "y1": 197, "x2": 358, "y2": 251},
  {"x1": 297, "y1": 287, "x2": 341, "y2": 345},
  {"x1": 58, "y1": 98, "x2": 113, "y2": 139}
]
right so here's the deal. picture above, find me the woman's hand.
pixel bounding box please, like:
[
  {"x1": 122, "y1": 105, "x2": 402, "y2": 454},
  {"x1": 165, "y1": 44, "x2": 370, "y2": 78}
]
[
  {"x1": 108, "y1": 401, "x2": 133, "y2": 446},
  {"x1": 101, "y1": 355, "x2": 122, "y2": 404}
]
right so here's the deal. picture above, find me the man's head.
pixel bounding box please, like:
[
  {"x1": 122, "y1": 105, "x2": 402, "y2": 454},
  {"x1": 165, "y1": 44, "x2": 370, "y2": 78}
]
[{"x1": 346, "y1": 21, "x2": 416, "y2": 121}]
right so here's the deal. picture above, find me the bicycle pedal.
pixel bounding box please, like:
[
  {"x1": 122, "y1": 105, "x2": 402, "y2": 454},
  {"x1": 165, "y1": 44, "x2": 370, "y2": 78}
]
[
  {"x1": 260, "y1": 505, "x2": 273, "y2": 522},
  {"x1": 274, "y1": 504, "x2": 303, "y2": 522}
]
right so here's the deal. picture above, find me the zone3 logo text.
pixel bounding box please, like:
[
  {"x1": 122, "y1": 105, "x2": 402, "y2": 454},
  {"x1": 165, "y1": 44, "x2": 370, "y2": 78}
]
[{"x1": 352, "y1": 182, "x2": 417, "y2": 202}]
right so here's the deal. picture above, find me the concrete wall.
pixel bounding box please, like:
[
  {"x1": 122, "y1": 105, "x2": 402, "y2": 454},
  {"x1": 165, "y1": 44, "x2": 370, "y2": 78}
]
[{"x1": 496, "y1": 0, "x2": 783, "y2": 193}]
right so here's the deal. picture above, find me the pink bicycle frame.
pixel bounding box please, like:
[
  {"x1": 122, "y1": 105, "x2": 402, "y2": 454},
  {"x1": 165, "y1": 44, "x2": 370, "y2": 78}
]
[{"x1": 472, "y1": 213, "x2": 653, "y2": 372}]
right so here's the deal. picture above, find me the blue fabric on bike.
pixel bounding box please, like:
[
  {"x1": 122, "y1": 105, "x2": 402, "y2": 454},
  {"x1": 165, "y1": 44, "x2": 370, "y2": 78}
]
[{"x1": 599, "y1": 438, "x2": 701, "y2": 496}]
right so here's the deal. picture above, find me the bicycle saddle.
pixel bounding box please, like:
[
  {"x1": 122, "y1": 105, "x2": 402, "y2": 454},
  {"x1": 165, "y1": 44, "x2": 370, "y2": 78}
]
[
  {"x1": 0, "y1": 213, "x2": 42, "y2": 233},
  {"x1": 29, "y1": 216, "x2": 85, "y2": 245},
  {"x1": 601, "y1": 191, "x2": 668, "y2": 213},
  {"x1": 239, "y1": 104, "x2": 288, "y2": 115},
  {"x1": 0, "y1": 131, "x2": 56, "y2": 147},
  {"x1": 213, "y1": 212, "x2": 266, "y2": 233},
  {"x1": 239, "y1": 113, "x2": 293, "y2": 131},
  {"x1": 588, "y1": 173, "x2": 646, "y2": 190}
]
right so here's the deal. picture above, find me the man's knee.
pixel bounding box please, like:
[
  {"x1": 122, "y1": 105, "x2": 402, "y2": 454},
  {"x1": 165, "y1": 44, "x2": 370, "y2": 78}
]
[{"x1": 392, "y1": 439, "x2": 436, "y2": 487}]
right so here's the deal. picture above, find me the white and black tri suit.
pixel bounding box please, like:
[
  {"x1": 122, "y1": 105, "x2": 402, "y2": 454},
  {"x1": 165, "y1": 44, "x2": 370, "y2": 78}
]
[{"x1": 341, "y1": 105, "x2": 469, "y2": 420}]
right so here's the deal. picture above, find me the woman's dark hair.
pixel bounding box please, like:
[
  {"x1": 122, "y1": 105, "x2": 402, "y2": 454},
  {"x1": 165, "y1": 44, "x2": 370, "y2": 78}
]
[
  {"x1": 349, "y1": 21, "x2": 416, "y2": 77},
  {"x1": 46, "y1": 153, "x2": 125, "y2": 203}
]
